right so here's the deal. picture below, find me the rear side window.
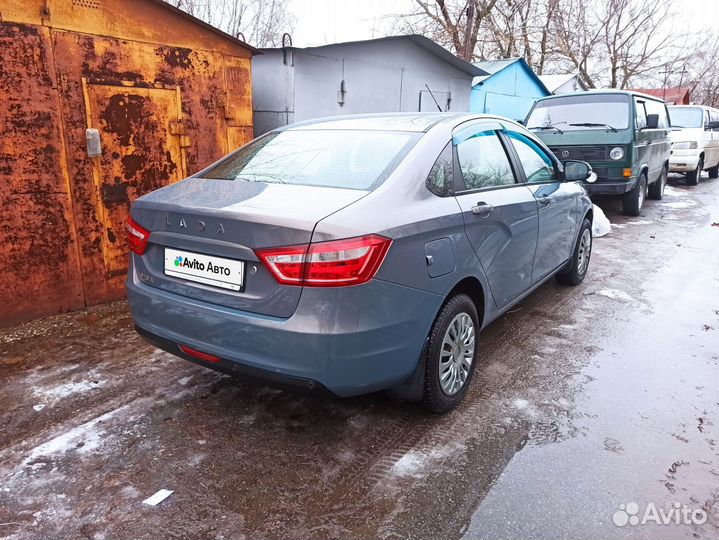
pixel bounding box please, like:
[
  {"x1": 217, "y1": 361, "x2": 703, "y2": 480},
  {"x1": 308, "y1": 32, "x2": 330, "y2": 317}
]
[
  {"x1": 426, "y1": 143, "x2": 453, "y2": 197},
  {"x1": 203, "y1": 129, "x2": 419, "y2": 190},
  {"x1": 456, "y1": 131, "x2": 515, "y2": 190},
  {"x1": 506, "y1": 131, "x2": 557, "y2": 183}
]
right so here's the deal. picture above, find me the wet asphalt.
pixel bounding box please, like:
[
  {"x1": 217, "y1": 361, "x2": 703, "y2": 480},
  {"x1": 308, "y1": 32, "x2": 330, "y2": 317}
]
[{"x1": 0, "y1": 175, "x2": 717, "y2": 540}]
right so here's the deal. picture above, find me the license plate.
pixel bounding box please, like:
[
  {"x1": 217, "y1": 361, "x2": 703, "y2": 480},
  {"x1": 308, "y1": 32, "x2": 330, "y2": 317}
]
[{"x1": 164, "y1": 248, "x2": 245, "y2": 291}]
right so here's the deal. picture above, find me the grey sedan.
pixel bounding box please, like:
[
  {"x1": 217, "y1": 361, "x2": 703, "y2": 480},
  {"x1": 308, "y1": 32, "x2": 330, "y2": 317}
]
[{"x1": 127, "y1": 113, "x2": 594, "y2": 412}]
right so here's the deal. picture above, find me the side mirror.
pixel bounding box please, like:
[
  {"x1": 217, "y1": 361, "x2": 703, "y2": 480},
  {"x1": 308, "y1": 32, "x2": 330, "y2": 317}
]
[
  {"x1": 645, "y1": 114, "x2": 659, "y2": 129},
  {"x1": 517, "y1": 119, "x2": 525, "y2": 126},
  {"x1": 563, "y1": 160, "x2": 594, "y2": 182},
  {"x1": 706, "y1": 120, "x2": 719, "y2": 130}
]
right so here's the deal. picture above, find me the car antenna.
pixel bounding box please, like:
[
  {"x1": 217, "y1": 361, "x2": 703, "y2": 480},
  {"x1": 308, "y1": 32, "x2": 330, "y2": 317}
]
[{"x1": 424, "y1": 84, "x2": 444, "y2": 112}]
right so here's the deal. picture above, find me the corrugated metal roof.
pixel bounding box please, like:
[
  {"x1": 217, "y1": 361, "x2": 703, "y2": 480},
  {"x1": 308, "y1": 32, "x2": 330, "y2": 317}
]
[
  {"x1": 629, "y1": 87, "x2": 690, "y2": 104},
  {"x1": 473, "y1": 57, "x2": 522, "y2": 74},
  {"x1": 471, "y1": 57, "x2": 550, "y2": 94}
]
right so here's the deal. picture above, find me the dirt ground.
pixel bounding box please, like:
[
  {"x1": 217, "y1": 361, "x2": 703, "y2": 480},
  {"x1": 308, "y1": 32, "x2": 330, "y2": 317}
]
[{"x1": 1, "y1": 176, "x2": 718, "y2": 540}]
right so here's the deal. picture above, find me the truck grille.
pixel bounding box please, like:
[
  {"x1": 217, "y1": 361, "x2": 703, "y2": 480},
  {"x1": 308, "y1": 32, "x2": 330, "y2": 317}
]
[{"x1": 550, "y1": 146, "x2": 608, "y2": 161}]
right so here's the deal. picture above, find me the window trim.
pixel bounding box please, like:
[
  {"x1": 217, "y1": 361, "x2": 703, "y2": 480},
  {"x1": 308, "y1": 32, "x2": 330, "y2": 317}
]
[
  {"x1": 451, "y1": 129, "x2": 522, "y2": 195},
  {"x1": 500, "y1": 129, "x2": 563, "y2": 186}
]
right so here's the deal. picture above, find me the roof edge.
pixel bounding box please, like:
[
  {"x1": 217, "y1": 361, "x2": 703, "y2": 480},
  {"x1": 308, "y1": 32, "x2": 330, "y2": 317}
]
[
  {"x1": 146, "y1": 0, "x2": 261, "y2": 55},
  {"x1": 259, "y1": 34, "x2": 486, "y2": 77}
]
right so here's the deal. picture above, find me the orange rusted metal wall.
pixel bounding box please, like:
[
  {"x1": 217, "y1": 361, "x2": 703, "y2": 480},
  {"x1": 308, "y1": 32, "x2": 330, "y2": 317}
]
[{"x1": 0, "y1": 0, "x2": 254, "y2": 327}]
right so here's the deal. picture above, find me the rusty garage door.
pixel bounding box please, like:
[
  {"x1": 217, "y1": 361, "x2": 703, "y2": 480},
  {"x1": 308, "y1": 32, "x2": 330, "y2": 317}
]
[
  {"x1": 0, "y1": 23, "x2": 86, "y2": 324},
  {"x1": 82, "y1": 80, "x2": 187, "y2": 275}
]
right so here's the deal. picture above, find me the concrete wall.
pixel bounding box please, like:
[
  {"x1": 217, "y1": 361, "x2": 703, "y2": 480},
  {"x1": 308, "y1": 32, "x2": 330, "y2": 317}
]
[
  {"x1": 252, "y1": 39, "x2": 475, "y2": 135},
  {"x1": 470, "y1": 62, "x2": 549, "y2": 121}
]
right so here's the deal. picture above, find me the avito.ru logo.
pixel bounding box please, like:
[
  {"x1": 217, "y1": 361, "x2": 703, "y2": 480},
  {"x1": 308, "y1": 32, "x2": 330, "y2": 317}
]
[{"x1": 613, "y1": 502, "x2": 707, "y2": 527}]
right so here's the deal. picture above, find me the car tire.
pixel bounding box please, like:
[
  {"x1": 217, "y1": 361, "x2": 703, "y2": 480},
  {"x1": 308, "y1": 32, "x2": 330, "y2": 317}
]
[
  {"x1": 422, "y1": 294, "x2": 479, "y2": 414},
  {"x1": 708, "y1": 162, "x2": 718, "y2": 179},
  {"x1": 686, "y1": 159, "x2": 702, "y2": 186},
  {"x1": 556, "y1": 218, "x2": 592, "y2": 286},
  {"x1": 622, "y1": 173, "x2": 646, "y2": 216},
  {"x1": 648, "y1": 166, "x2": 667, "y2": 200}
]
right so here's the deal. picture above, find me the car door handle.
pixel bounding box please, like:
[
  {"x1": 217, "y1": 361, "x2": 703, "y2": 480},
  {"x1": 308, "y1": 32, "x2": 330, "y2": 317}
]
[
  {"x1": 471, "y1": 202, "x2": 493, "y2": 217},
  {"x1": 538, "y1": 196, "x2": 551, "y2": 206}
]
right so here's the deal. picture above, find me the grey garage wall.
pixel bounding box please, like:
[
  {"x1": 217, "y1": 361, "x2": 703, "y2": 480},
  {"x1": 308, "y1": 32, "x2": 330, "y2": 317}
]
[{"x1": 252, "y1": 38, "x2": 475, "y2": 135}]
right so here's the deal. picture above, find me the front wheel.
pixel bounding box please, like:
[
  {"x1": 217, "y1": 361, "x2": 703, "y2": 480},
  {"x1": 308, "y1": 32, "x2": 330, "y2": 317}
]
[
  {"x1": 622, "y1": 174, "x2": 646, "y2": 216},
  {"x1": 648, "y1": 167, "x2": 666, "y2": 200},
  {"x1": 556, "y1": 218, "x2": 592, "y2": 286},
  {"x1": 423, "y1": 294, "x2": 479, "y2": 413},
  {"x1": 686, "y1": 159, "x2": 702, "y2": 186}
]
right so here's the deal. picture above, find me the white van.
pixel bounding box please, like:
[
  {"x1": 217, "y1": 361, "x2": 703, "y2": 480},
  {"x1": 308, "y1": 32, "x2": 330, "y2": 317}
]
[{"x1": 667, "y1": 105, "x2": 719, "y2": 185}]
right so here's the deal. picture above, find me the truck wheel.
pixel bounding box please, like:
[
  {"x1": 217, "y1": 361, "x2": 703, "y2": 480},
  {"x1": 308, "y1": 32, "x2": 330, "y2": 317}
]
[
  {"x1": 708, "y1": 162, "x2": 718, "y2": 179},
  {"x1": 556, "y1": 218, "x2": 592, "y2": 286},
  {"x1": 622, "y1": 174, "x2": 646, "y2": 216},
  {"x1": 422, "y1": 294, "x2": 479, "y2": 413},
  {"x1": 648, "y1": 167, "x2": 667, "y2": 200},
  {"x1": 686, "y1": 159, "x2": 702, "y2": 186}
]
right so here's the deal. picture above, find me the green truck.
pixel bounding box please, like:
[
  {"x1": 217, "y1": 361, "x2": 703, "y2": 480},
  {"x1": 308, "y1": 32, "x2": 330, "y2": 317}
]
[{"x1": 525, "y1": 90, "x2": 671, "y2": 216}]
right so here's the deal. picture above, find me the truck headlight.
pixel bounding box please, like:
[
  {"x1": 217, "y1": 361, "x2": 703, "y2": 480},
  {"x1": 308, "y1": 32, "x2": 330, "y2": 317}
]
[
  {"x1": 609, "y1": 146, "x2": 625, "y2": 160},
  {"x1": 672, "y1": 141, "x2": 698, "y2": 150}
]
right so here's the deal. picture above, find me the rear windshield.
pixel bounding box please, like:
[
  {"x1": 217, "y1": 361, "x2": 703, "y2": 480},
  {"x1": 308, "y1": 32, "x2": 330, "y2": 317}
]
[
  {"x1": 526, "y1": 94, "x2": 631, "y2": 131},
  {"x1": 202, "y1": 129, "x2": 420, "y2": 190},
  {"x1": 668, "y1": 107, "x2": 703, "y2": 128}
]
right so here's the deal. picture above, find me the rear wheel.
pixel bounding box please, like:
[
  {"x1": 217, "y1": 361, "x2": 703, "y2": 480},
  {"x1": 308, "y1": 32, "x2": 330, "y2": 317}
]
[
  {"x1": 686, "y1": 159, "x2": 702, "y2": 186},
  {"x1": 622, "y1": 174, "x2": 646, "y2": 216},
  {"x1": 556, "y1": 218, "x2": 592, "y2": 286},
  {"x1": 708, "y1": 162, "x2": 718, "y2": 179},
  {"x1": 422, "y1": 294, "x2": 479, "y2": 413},
  {"x1": 648, "y1": 166, "x2": 667, "y2": 200}
]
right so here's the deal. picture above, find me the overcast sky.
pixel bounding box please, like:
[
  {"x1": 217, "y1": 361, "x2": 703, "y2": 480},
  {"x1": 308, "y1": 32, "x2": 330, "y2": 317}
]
[{"x1": 289, "y1": 0, "x2": 718, "y2": 48}]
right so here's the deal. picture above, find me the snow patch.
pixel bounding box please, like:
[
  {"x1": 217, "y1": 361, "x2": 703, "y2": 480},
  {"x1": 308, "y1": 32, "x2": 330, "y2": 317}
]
[
  {"x1": 625, "y1": 220, "x2": 654, "y2": 225},
  {"x1": 391, "y1": 444, "x2": 461, "y2": 478},
  {"x1": 595, "y1": 288, "x2": 633, "y2": 302},
  {"x1": 22, "y1": 405, "x2": 129, "y2": 466},
  {"x1": 513, "y1": 398, "x2": 530, "y2": 410},
  {"x1": 663, "y1": 200, "x2": 696, "y2": 209},
  {"x1": 591, "y1": 204, "x2": 611, "y2": 237},
  {"x1": 33, "y1": 379, "x2": 106, "y2": 402}
]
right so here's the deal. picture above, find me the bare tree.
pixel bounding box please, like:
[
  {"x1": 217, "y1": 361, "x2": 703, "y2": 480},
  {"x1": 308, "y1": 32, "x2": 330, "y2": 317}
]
[
  {"x1": 482, "y1": 0, "x2": 558, "y2": 72},
  {"x1": 549, "y1": 0, "x2": 681, "y2": 89},
  {"x1": 167, "y1": 0, "x2": 294, "y2": 48},
  {"x1": 398, "y1": 0, "x2": 500, "y2": 61}
]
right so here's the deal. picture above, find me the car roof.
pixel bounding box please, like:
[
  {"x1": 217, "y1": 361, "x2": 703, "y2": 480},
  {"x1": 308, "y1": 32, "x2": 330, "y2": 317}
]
[
  {"x1": 280, "y1": 112, "x2": 491, "y2": 133},
  {"x1": 535, "y1": 89, "x2": 666, "y2": 103},
  {"x1": 667, "y1": 104, "x2": 717, "y2": 111}
]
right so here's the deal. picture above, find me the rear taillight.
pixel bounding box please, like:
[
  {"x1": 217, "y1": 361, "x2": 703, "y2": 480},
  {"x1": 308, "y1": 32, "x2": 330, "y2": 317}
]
[
  {"x1": 127, "y1": 215, "x2": 150, "y2": 255},
  {"x1": 255, "y1": 234, "x2": 392, "y2": 287}
]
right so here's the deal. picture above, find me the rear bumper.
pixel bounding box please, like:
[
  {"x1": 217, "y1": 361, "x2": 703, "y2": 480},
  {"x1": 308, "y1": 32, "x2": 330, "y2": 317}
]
[
  {"x1": 669, "y1": 154, "x2": 700, "y2": 173},
  {"x1": 127, "y1": 261, "x2": 441, "y2": 397},
  {"x1": 585, "y1": 178, "x2": 637, "y2": 195}
]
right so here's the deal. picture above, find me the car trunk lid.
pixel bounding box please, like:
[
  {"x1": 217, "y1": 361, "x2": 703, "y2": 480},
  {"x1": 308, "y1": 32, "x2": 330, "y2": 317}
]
[{"x1": 130, "y1": 178, "x2": 367, "y2": 318}]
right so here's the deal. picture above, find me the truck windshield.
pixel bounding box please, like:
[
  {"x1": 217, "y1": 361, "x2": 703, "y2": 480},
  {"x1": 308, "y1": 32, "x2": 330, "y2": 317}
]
[
  {"x1": 527, "y1": 94, "x2": 630, "y2": 131},
  {"x1": 203, "y1": 129, "x2": 419, "y2": 190},
  {"x1": 667, "y1": 107, "x2": 703, "y2": 128}
]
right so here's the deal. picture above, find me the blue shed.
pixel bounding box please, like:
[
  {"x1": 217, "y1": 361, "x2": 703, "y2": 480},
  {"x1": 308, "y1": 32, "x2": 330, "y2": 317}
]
[{"x1": 470, "y1": 58, "x2": 550, "y2": 121}]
